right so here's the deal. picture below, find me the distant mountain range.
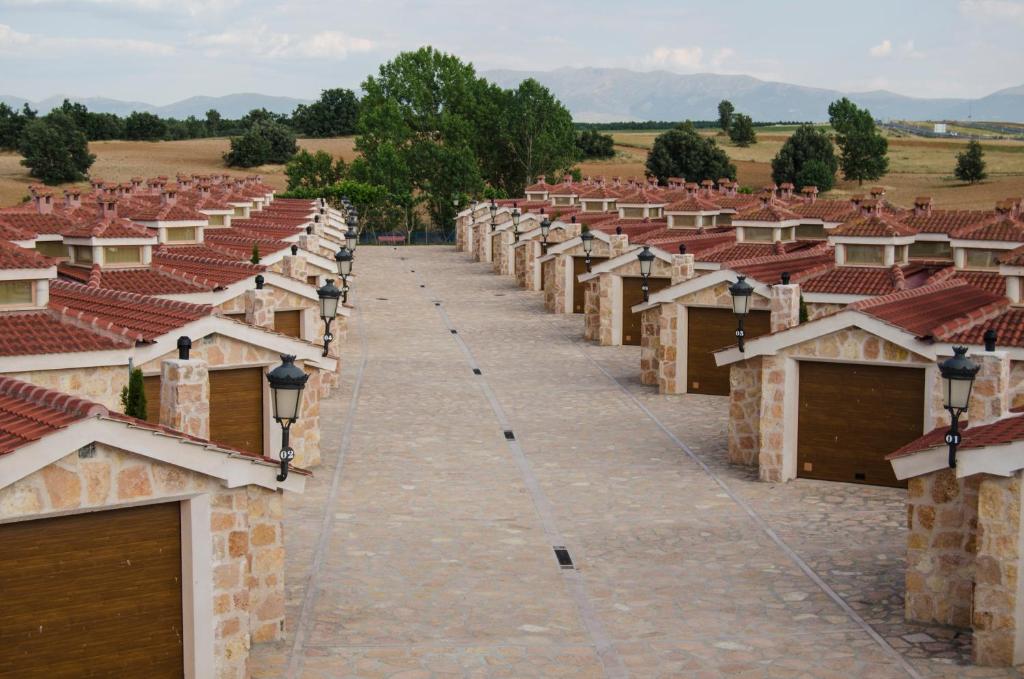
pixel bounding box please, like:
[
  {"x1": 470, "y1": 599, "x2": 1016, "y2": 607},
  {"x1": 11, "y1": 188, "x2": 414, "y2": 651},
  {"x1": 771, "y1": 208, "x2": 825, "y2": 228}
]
[
  {"x1": 4, "y1": 70, "x2": 1024, "y2": 123},
  {"x1": 0, "y1": 93, "x2": 310, "y2": 119},
  {"x1": 483, "y1": 68, "x2": 1024, "y2": 123}
]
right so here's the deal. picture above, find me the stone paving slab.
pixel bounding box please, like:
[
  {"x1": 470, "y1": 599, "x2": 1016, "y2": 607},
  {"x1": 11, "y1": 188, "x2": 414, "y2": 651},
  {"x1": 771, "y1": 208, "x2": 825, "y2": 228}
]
[{"x1": 253, "y1": 246, "x2": 1023, "y2": 679}]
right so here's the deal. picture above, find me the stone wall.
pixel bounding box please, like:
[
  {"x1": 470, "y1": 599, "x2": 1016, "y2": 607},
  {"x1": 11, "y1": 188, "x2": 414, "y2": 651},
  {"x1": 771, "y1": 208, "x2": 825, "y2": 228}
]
[
  {"x1": 491, "y1": 232, "x2": 506, "y2": 274},
  {"x1": 514, "y1": 246, "x2": 528, "y2": 288},
  {"x1": 0, "y1": 444, "x2": 286, "y2": 679},
  {"x1": 542, "y1": 259, "x2": 557, "y2": 312},
  {"x1": 6, "y1": 365, "x2": 128, "y2": 410},
  {"x1": 639, "y1": 307, "x2": 661, "y2": 385},
  {"x1": 806, "y1": 301, "x2": 844, "y2": 322},
  {"x1": 584, "y1": 280, "x2": 599, "y2": 341},
  {"x1": 655, "y1": 303, "x2": 681, "y2": 394},
  {"x1": 728, "y1": 358, "x2": 763, "y2": 466}
]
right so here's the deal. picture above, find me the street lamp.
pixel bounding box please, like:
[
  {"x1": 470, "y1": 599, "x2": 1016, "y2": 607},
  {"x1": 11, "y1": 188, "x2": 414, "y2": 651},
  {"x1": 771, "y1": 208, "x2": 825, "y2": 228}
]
[
  {"x1": 728, "y1": 275, "x2": 754, "y2": 352},
  {"x1": 637, "y1": 245, "x2": 655, "y2": 302},
  {"x1": 489, "y1": 198, "x2": 498, "y2": 232},
  {"x1": 335, "y1": 246, "x2": 353, "y2": 304},
  {"x1": 939, "y1": 346, "x2": 980, "y2": 468},
  {"x1": 316, "y1": 278, "x2": 342, "y2": 357},
  {"x1": 266, "y1": 354, "x2": 310, "y2": 482},
  {"x1": 511, "y1": 208, "x2": 521, "y2": 242},
  {"x1": 345, "y1": 225, "x2": 358, "y2": 251},
  {"x1": 581, "y1": 229, "x2": 595, "y2": 272}
]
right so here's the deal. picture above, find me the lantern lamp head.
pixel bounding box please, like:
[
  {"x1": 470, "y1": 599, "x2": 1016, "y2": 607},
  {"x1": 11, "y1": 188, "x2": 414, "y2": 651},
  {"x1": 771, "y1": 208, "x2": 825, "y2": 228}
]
[
  {"x1": 540, "y1": 217, "x2": 551, "y2": 239},
  {"x1": 511, "y1": 208, "x2": 520, "y2": 227},
  {"x1": 580, "y1": 230, "x2": 594, "y2": 255},
  {"x1": 728, "y1": 275, "x2": 754, "y2": 317},
  {"x1": 637, "y1": 245, "x2": 655, "y2": 277},
  {"x1": 939, "y1": 346, "x2": 980, "y2": 412},
  {"x1": 316, "y1": 278, "x2": 342, "y2": 321},
  {"x1": 334, "y1": 246, "x2": 353, "y2": 277},
  {"x1": 266, "y1": 355, "x2": 309, "y2": 426}
]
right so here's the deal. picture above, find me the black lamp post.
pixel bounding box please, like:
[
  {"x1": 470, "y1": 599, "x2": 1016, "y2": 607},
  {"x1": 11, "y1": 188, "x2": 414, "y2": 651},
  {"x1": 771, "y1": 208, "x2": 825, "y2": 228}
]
[
  {"x1": 581, "y1": 230, "x2": 595, "y2": 272},
  {"x1": 539, "y1": 216, "x2": 552, "y2": 254},
  {"x1": 637, "y1": 245, "x2": 655, "y2": 302},
  {"x1": 728, "y1": 275, "x2": 754, "y2": 352},
  {"x1": 266, "y1": 355, "x2": 310, "y2": 482},
  {"x1": 345, "y1": 224, "x2": 358, "y2": 252},
  {"x1": 489, "y1": 199, "x2": 498, "y2": 232},
  {"x1": 939, "y1": 346, "x2": 980, "y2": 468},
  {"x1": 335, "y1": 246, "x2": 353, "y2": 304},
  {"x1": 511, "y1": 208, "x2": 521, "y2": 242},
  {"x1": 316, "y1": 279, "x2": 342, "y2": 357}
]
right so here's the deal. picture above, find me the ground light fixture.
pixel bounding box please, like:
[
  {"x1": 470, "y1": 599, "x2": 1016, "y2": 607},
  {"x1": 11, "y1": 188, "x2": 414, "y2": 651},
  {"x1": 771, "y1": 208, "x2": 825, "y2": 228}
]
[
  {"x1": 316, "y1": 278, "x2": 342, "y2": 357},
  {"x1": 728, "y1": 274, "x2": 754, "y2": 352},
  {"x1": 939, "y1": 346, "x2": 980, "y2": 468},
  {"x1": 266, "y1": 355, "x2": 310, "y2": 482},
  {"x1": 637, "y1": 245, "x2": 655, "y2": 302},
  {"x1": 335, "y1": 245, "x2": 353, "y2": 304},
  {"x1": 581, "y1": 230, "x2": 595, "y2": 272}
]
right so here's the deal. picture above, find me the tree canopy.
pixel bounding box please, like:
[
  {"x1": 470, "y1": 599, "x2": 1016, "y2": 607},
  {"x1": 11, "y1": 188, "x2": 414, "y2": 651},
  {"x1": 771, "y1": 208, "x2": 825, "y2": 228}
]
[
  {"x1": 954, "y1": 140, "x2": 987, "y2": 184},
  {"x1": 223, "y1": 119, "x2": 297, "y2": 167},
  {"x1": 828, "y1": 98, "x2": 889, "y2": 184},
  {"x1": 728, "y1": 113, "x2": 756, "y2": 147},
  {"x1": 19, "y1": 110, "x2": 95, "y2": 184},
  {"x1": 285, "y1": 149, "x2": 347, "y2": 191},
  {"x1": 717, "y1": 100, "x2": 734, "y2": 133},
  {"x1": 576, "y1": 129, "x2": 615, "y2": 159},
  {"x1": 645, "y1": 122, "x2": 736, "y2": 185},
  {"x1": 292, "y1": 88, "x2": 360, "y2": 137},
  {"x1": 771, "y1": 124, "x2": 838, "y2": 192}
]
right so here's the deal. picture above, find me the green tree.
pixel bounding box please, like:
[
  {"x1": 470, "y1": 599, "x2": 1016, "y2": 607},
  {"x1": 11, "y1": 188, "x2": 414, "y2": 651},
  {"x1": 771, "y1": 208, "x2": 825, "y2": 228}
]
[
  {"x1": 19, "y1": 111, "x2": 95, "y2": 184},
  {"x1": 120, "y1": 368, "x2": 148, "y2": 420},
  {"x1": 728, "y1": 113, "x2": 756, "y2": 147},
  {"x1": 771, "y1": 124, "x2": 838, "y2": 191},
  {"x1": 124, "y1": 111, "x2": 167, "y2": 140},
  {"x1": 285, "y1": 149, "x2": 347, "y2": 190},
  {"x1": 576, "y1": 129, "x2": 615, "y2": 159},
  {"x1": 827, "y1": 98, "x2": 888, "y2": 184},
  {"x1": 205, "y1": 109, "x2": 222, "y2": 135},
  {"x1": 0, "y1": 102, "x2": 29, "y2": 149},
  {"x1": 718, "y1": 100, "x2": 735, "y2": 133},
  {"x1": 250, "y1": 242, "x2": 261, "y2": 264},
  {"x1": 645, "y1": 122, "x2": 736, "y2": 185},
  {"x1": 292, "y1": 88, "x2": 360, "y2": 137},
  {"x1": 223, "y1": 120, "x2": 297, "y2": 167},
  {"x1": 954, "y1": 140, "x2": 987, "y2": 184}
]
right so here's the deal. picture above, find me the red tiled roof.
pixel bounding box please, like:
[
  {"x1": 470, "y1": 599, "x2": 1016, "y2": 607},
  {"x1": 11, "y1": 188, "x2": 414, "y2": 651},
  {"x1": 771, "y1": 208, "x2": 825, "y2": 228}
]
[
  {"x1": 119, "y1": 197, "x2": 209, "y2": 222},
  {"x1": 789, "y1": 201, "x2": 859, "y2": 222},
  {"x1": 617, "y1": 189, "x2": 667, "y2": 205},
  {"x1": 0, "y1": 310, "x2": 132, "y2": 356},
  {"x1": 715, "y1": 195, "x2": 761, "y2": 211},
  {"x1": 589, "y1": 219, "x2": 668, "y2": 240},
  {"x1": 0, "y1": 212, "x2": 74, "y2": 238},
  {"x1": 851, "y1": 279, "x2": 1008, "y2": 339},
  {"x1": 898, "y1": 210, "x2": 992, "y2": 235},
  {"x1": 890, "y1": 414, "x2": 1024, "y2": 459},
  {"x1": 729, "y1": 248, "x2": 836, "y2": 284},
  {"x1": 955, "y1": 218, "x2": 1024, "y2": 242},
  {"x1": 57, "y1": 262, "x2": 216, "y2": 295},
  {"x1": 49, "y1": 280, "x2": 212, "y2": 341},
  {"x1": 945, "y1": 269, "x2": 1007, "y2": 296},
  {"x1": 0, "y1": 375, "x2": 106, "y2": 454},
  {"x1": 152, "y1": 250, "x2": 264, "y2": 286},
  {"x1": 830, "y1": 214, "x2": 916, "y2": 238},
  {"x1": 63, "y1": 217, "x2": 155, "y2": 240},
  {"x1": 0, "y1": 239, "x2": 54, "y2": 270},
  {"x1": 577, "y1": 186, "x2": 623, "y2": 200},
  {"x1": 696, "y1": 240, "x2": 817, "y2": 264},
  {"x1": 939, "y1": 307, "x2": 1024, "y2": 348},
  {"x1": 734, "y1": 203, "x2": 800, "y2": 222},
  {"x1": 800, "y1": 261, "x2": 943, "y2": 296},
  {"x1": 665, "y1": 196, "x2": 720, "y2": 212}
]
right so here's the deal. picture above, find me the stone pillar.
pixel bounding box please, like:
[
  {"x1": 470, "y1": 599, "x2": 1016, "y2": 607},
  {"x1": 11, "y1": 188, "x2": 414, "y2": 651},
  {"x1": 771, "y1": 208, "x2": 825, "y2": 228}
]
[
  {"x1": 543, "y1": 259, "x2": 557, "y2": 311},
  {"x1": 280, "y1": 254, "x2": 307, "y2": 282},
  {"x1": 160, "y1": 358, "x2": 210, "y2": 439},
  {"x1": 609, "y1": 234, "x2": 629, "y2": 258},
  {"x1": 639, "y1": 307, "x2": 661, "y2": 385},
  {"x1": 299, "y1": 233, "x2": 319, "y2": 254},
  {"x1": 757, "y1": 355, "x2": 792, "y2": 482},
  {"x1": 970, "y1": 351, "x2": 1011, "y2": 427},
  {"x1": 656, "y1": 304, "x2": 682, "y2": 394},
  {"x1": 583, "y1": 280, "x2": 600, "y2": 341},
  {"x1": 728, "y1": 358, "x2": 763, "y2": 465},
  {"x1": 670, "y1": 254, "x2": 695, "y2": 285},
  {"x1": 563, "y1": 224, "x2": 582, "y2": 240},
  {"x1": 973, "y1": 473, "x2": 1024, "y2": 666},
  {"x1": 245, "y1": 288, "x2": 275, "y2": 330},
  {"x1": 770, "y1": 283, "x2": 801, "y2": 333}
]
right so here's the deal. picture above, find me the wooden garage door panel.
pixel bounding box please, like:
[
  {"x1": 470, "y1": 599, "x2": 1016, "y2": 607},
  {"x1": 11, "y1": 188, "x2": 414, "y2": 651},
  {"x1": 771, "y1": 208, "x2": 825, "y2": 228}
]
[
  {"x1": 687, "y1": 307, "x2": 771, "y2": 396},
  {"x1": 211, "y1": 367, "x2": 264, "y2": 456},
  {"x1": 274, "y1": 310, "x2": 302, "y2": 339},
  {"x1": 798, "y1": 361, "x2": 923, "y2": 487},
  {"x1": 572, "y1": 257, "x2": 607, "y2": 313},
  {"x1": 144, "y1": 374, "x2": 161, "y2": 424},
  {"x1": 622, "y1": 276, "x2": 670, "y2": 346},
  {"x1": 0, "y1": 503, "x2": 184, "y2": 678}
]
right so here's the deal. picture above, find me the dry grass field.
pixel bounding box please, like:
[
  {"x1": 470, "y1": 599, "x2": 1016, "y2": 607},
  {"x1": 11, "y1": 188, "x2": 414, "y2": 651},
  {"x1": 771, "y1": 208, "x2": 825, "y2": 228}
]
[
  {"x1": 1, "y1": 129, "x2": 1021, "y2": 211},
  {"x1": 576, "y1": 129, "x2": 1024, "y2": 210}
]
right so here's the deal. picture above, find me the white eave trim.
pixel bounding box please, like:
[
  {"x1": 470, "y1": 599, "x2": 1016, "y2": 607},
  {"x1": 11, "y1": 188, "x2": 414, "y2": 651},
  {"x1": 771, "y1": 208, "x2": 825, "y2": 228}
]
[
  {"x1": 632, "y1": 269, "x2": 772, "y2": 313},
  {"x1": 0, "y1": 347, "x2": 134, "y2": 373},
  {"x1": 801, "y1": 292, "x2": 871, "y2": 305},
  {"x1": 578, "y1": 245, "x2": 669, "y2": 282},
  {"x1": 951, "y1": 239, "x2": 1022, "y2": 250},
  {"x1": 891, "y1": 439, "x2": 1024, "y2": 481}
]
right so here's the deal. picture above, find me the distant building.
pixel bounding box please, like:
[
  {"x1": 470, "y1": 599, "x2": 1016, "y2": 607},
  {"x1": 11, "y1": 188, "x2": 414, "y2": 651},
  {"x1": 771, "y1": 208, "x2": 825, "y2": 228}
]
[{"x1": 934, "y1": 122, "x2": 948, "y2": 134}]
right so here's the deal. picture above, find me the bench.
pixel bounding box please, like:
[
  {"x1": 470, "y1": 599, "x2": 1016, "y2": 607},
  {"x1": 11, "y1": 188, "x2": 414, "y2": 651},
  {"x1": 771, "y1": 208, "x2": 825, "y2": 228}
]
[{"x1": 377, "y1": 234, "x2": 406, "y2": 245}]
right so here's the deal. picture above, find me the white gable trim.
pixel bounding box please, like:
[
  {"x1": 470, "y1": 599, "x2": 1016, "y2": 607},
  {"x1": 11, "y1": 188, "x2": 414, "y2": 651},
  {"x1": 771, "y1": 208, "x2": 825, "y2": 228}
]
[
  {"x1": 0, "y1": 347, "x2": 134, "y2": 373},
  {"x1": 633, "y1": 268, "x2": 772, "y2": 313},
  {"x1": 578, "y1": 244, "x2": 670, "y2": 282},
  {"x1": 891, "y1": 439, "x2": 1024, "y2": 481}
]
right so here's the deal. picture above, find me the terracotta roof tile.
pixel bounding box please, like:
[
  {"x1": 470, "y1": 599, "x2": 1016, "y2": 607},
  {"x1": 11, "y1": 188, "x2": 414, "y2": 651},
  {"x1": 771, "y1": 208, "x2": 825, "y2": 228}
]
[
  {"x1": 57, "y1": 262, "x2": 216, "y2": 295},
  {"x1": 617, "y1": 189, "x2": 667, "y2": 205},
  {"x1": 0, "y1": 239, "x2": 54, "y2": 270},
  {"x1": 0, "y1": 211, "x2": 74, "y2": 237},
  {"x1": 729, "y1": 248, "x2": 836, "y2": 284},
  {"x1": 955, "y1": 218, "x2": 1024, "y2": 242},
  {"x1": 665, "y1": 196, "x2": 720, "y2": 212},
  {"x1": 851, "y1": 279, "x2": 1007, "y2": 338},
  {"x1": 119, "y1": 196, "x2": 209, "y2": 222},
  {"x1": 789, "y1": 201, "x2": 859, "y2": 222},
  {"x1": 890, "y1": 413, "x2": 1024, "y2": 459},
  {"x1": 800, "y1": 262, "x2": 941, "y2": 296},
  {"x1": 0, "y1": 375, "x2": 107, "y2": 454},
  {"x1": 734, "y1": 203, "x2": 801, "y2": 222},
  {"x1": 152, "y1": 250, "x2": 264, "y2": 285},
  {"x1": 938, "y1": 307, "x2": 1024, "y2": 348},
  {"x1": 696, "y1": 240, "x2": 817, "y2": 264},
  {"x1": 63, "y1": 217, "x2": 155, "y2": 240},
  {"x1": 0, "y1": 310, "x2": 132, "y2": 356},
  {"x1": 830, "y1": 215, "x2": 916, "y2": 238},
  {"x1": 898, "y1": 210, "x2": 992, "y2": 235}
]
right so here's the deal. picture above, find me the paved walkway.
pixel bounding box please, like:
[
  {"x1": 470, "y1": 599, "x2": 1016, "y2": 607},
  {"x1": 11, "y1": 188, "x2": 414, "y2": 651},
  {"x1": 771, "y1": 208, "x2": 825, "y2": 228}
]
[{"x1": 253, "y1": 246, "x2": 1020, "y2": 679}]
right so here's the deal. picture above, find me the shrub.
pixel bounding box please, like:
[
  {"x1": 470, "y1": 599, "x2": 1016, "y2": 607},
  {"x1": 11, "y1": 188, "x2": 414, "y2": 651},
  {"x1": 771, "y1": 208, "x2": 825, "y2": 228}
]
[
  {"x1": 120, "y1": 368, "x2": 148, "y2": 420},
  {"x1": 576, "y1": 129, "x2": 615, "y2": 159},
  {"x1": 224, "y1": 120, "x2": 298, "y2": 168},
  {"x1": 954, "y1": 140, "x2": 987, "y2": 184},
  {"x1": 19, "y1": 111, "x2": 95, "y2": 184}
]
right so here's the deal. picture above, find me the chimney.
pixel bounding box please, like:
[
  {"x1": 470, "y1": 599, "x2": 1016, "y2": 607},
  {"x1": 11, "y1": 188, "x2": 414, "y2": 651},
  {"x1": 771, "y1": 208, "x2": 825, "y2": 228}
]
[
  {"x1": 861, "y1": 199, "x2": 881, "y2": 216},
  {"x1": 63, "y1": 189, "x2": 81, "y2": 210},
  {"x1": 33, "y1": 191, "x2": 54, "y2": 215},
  {"x1": 701, "y1": 179, "x2": 714, "y2": 196},
  {"x1": 563, "y1": 173, "x2": 573, "y2": 185},
  {"x1": 159, "y1": 339, "x2": 210, "y2": 439},
  {"x1": 890, "y1": 264, "x2": 906, "y2": 290},
  {"x1": 161, "y1": 188, "x2": 177, "y2": 206},
  {"x1": 718, "y1": 178, "x2": 732, "y2": 195},
  {"x1": 670, "y1": 252, "x2": 695, "y2": 285},
  {"x1": 801, "y1": 186, "x2": 818, "y2": 204},
  {"x1": 536, "y1": 174, "x2": 545, "y2": 185},
  {"x1": 131, "y1": 177, "x2": 143, "y2": 190},
  {"x1": 685, "y1": 182, "x2": 698, "y2": 198},
  {"x1": 90, "y1": 179, "x2": 104, "y2": 192},
  {"x1": 995, "y1": 200, "x2": 1013, "y2": 220},
  {"x1": 850, "y1": 194, "x2": 865, "y2": 210},
  {"x1": 967, "y1": 337, "x2": 1012, "y2": 427},
  {"x1": 770, "y1": 280, "x2": 802, "y2": 332},
  {"x1": 98, "y1": 196, "x2": 118, "y2": 219},
  {"x1": 245, "y1": 281, "x2": 275, "y2": 329},
  {"x1": 870, "y1": 186, "x2": 886, "y2": 201},
  {"x1": 914, "y1": 196, "x2": 933, "y2": 216},
  {"x1": 779, "y1": 182, "x2": 794, "y2": 199}
]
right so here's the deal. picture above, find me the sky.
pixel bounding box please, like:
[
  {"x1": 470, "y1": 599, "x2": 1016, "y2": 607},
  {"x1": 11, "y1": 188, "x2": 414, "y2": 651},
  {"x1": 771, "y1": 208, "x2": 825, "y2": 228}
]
[{"x1": 1, "y1": 0, "x2": 1022, "y2": 104}]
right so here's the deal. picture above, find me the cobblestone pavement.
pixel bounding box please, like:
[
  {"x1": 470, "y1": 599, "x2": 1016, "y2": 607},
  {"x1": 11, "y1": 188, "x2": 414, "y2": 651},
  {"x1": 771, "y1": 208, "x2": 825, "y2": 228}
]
[{"x1": 252, "y1": 246, "x2": 1023, "y2": 679}]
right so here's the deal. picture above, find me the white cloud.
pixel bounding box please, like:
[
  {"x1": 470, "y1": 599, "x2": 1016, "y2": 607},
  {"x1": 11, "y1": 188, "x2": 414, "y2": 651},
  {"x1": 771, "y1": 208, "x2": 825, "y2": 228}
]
[
  {"x1": 644, "y1": 46, "x2": 704, "y2": 70},
  {"x1": 958, "y1": 0, "x2": 1024, "y2": 22},
  {"x1": 710, "y1": 47, "x2": 735, "y2": 67},
  {"x1": 193, "y1": 26, "x2": 376, "y2": 60},
  {"x1": 0, "y1": 0, "x2": 240, "y2": 17},
  {"x1": 0, "y1": 23, "x2": 174, "y2": 55},
  {"x1": 869, "y1": 39, "x2": 893, "y2": 57}
]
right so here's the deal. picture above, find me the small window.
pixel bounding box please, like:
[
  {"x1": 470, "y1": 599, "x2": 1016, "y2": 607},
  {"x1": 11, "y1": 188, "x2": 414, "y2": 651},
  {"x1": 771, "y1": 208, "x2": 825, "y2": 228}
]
[
  {"x1": 165, "y1": 226, "x2": 196, "y2": 242},
  {"x1": 103, "y1": 246, "x2": 142, "y2": 265},
  {"x1": 779, "y1": 226, "x2": 795, "y2": 241},
  {"x1": 743, "y1": 227, "x2": 774, "y2": 242},
  {"x1": 964, "y1": 248, "x2": 1002, "y2": 270},
  {"x1": 554, "y1": 196, "x2": 571, "y2": 206},
  {"x1": 672, "y1": 214, "x2": 696, "y2": 228},
  {"x1": 844, "y1": 244, "x2": 885, "y2": 265},
  {"x1": 796, "y1": 223, "x2": 826, "y2": 239},
  {"x1": 621, "y1": 207, "x2": 644, "y2": 219},
  {"x1": 0, "y1": 280, "x2": 33, "y2": 306},
  {"x1": 895, "y1": 244, "x2": 909, "y2": 264},
  {"x1": 35, "y1": 240, "x2": 67, "y2": 257},
  {"x1": 208, "y1": 214, "x2": 225, "y2": 226},
  {"x1": 909, "y1": 241, "x2": 952, "y2": 260},
  {"x1": 233, "y1": 206, "x2": 247, "y2": 217},
  {"x1": 582, "y1": 201, "x2": 602, "y2": 213},
  {"x1": 72, "y1": 245, "x2": 93, "y2": 264},
  {"x1": 649, "y1": 207, "x2": 662, "y2": 218},
  {"x1": 718, "y1": 214, "x2": 733, "y2": 226}
]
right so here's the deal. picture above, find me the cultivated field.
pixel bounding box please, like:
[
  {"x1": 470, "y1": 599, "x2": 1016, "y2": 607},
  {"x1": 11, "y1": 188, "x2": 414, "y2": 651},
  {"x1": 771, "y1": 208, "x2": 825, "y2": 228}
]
[
  {"x1": 577, "y1": 129, "x2": 1024, "y2": 210},
  {"x1": 1, "y1": 129, "x2": 1021, "y2": 211}
]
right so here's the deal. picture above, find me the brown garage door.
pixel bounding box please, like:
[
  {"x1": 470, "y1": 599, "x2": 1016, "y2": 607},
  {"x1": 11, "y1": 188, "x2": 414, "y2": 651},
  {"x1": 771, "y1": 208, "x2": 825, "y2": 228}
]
[
  {"x1": 687, "y1": 307, "x2": 771, "y2": 395},
  {"x1": 0, "y1": 502, "x2": 184, "y2": 678},
  {"x1": 622, "y1": 276, "x2": 670, "y2": 345},
  {"x1": 211, "y1": 367, "x2": 265, "y2": 455},
  {"x1": 573, "y1": 256, "x2": 607, "y2": 313},
  {"x1": 144, "y1": 374, "x2": 161, "y2": 423},
  {"x1": 798, "y1": 361, "x2": 924, "y2": 487},
  {"x1": 274, "y1": 310, "x2": 302, "y2": 339}
]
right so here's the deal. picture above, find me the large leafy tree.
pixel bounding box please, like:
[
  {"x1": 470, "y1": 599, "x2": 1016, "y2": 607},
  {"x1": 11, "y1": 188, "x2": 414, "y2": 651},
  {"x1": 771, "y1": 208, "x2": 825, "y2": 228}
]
[
  {"x1": 954, "y1": 140, "x2": 987, "y2": 184},
  {"x1": 223, "y1": 120, "x2": 297, "y2": 167},
  {"x1": 19, "y1": 110, "x2": 95, "y2": 184},
  {"x1": 577, "y1": 129, "x2": 615, "y2": 159},
  {"x1": 285, "y1": 149, "x2": 347, "y2": 190},
  {"x1": 717, "y1": 100, "x2": 734, "y2": 133},
  {"x1": 124, "y1": 111, "x2": 167, "y2": 141},
  {"x1": 292, "y1": 88, "x2": 360, "y2": 137},
  {"x1": 645, "y1": 122, "x2": 736, "y2": 185},
  {"x1": 728, "y1": 113, "x2": 756, "y2": 147},
  {"x1": 0, "y1": 102, "x2": 32, "y2": 150},
  {"x1": 771, "y1": 124, "x2": 838, "y2": 191},
  {"x1": 827, "y1": 98, "x2": 889, "y2": 184}
]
